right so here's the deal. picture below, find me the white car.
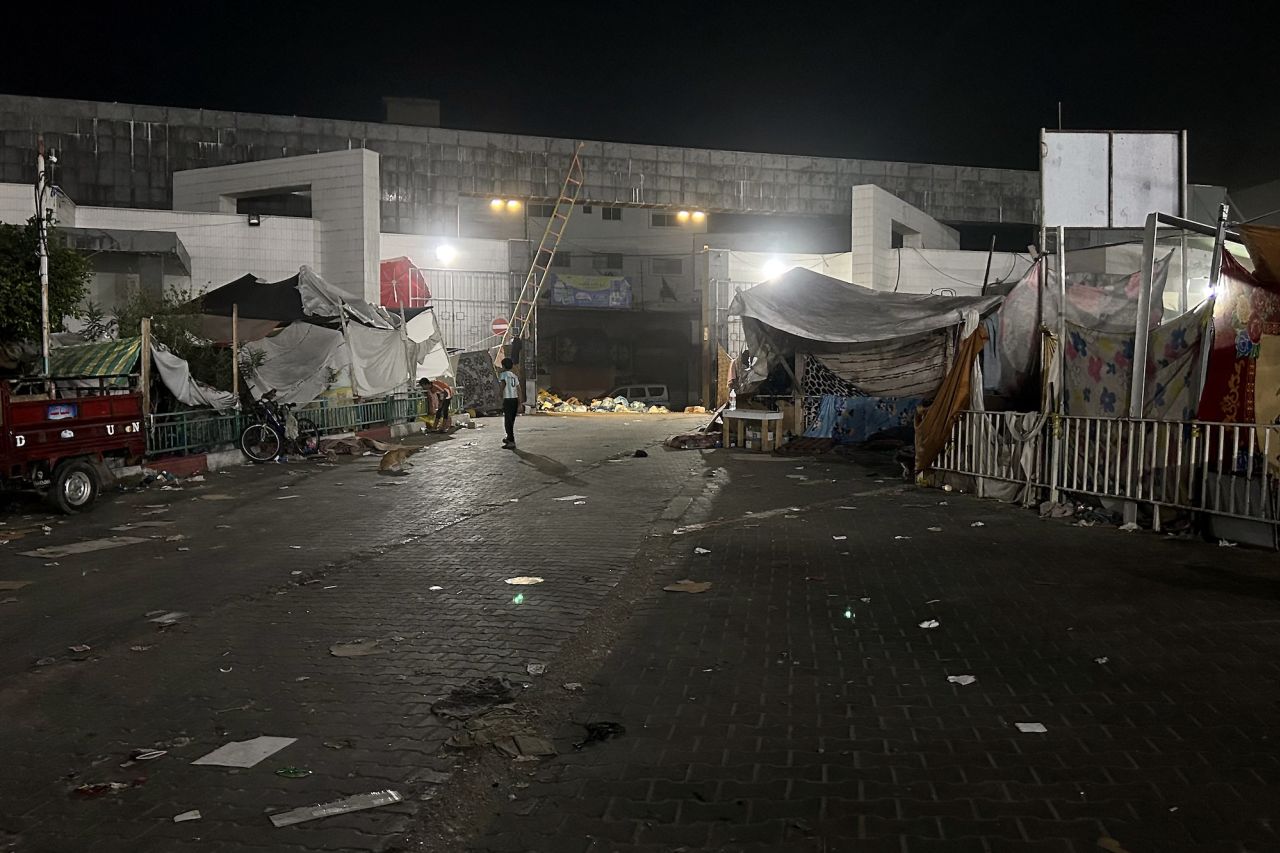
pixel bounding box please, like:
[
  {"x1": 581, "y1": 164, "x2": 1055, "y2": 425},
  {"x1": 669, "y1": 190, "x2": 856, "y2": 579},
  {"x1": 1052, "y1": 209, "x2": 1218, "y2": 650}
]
[{"x1": 605, "y1": 384, "x2": 670, "y2": 407}]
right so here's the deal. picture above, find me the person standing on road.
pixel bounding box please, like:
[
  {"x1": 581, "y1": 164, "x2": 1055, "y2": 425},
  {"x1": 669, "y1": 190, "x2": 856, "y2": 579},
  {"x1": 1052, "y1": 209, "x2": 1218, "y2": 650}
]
[{"x1": 498, "y1": 358, "x2": 520, "y2": 448}]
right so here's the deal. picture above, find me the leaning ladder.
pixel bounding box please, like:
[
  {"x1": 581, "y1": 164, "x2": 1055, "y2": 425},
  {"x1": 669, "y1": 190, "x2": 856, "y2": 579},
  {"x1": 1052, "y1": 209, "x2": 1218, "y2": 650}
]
[{"x1": 500, "y1": 143, "x2": 585, "y2": 353}]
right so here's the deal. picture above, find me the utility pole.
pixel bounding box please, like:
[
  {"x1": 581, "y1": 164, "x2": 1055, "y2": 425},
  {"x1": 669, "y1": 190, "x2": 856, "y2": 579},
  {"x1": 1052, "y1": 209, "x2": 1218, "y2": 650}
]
[{"x1": 35, "y1": 136, "x2": 52, "y2": 380}]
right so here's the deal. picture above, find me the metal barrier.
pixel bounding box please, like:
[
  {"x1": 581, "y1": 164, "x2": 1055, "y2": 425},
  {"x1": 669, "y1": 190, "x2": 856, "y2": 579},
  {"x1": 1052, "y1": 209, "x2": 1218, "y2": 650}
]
[
  {"x1": 145, "y1": 392, "x2": 429, "y2": 457},
  {"x1": 936, "y1": 410, "x2": 1280, "y2": 526}
]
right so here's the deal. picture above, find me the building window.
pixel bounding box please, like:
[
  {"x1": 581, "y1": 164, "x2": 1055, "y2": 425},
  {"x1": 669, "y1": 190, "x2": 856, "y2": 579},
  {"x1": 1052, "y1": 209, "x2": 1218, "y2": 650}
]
[
  {"x1": 602, "y1": 207, "x2": 622, "y2": 221},
  {"x1": 592, "y1": 253, "x2": 624, "y2": 271},
  {"x1": 551, "y1": 251, "x2": 571, "y2": 268},
  {"x1": 651, "y1": 213, "x2": 677, "y2": 227},
  {"x1": 652, "y1": 257, "x2": 683, "y2": 275},
  {"x1": 529, "y1": 203, "x2": 556, "y2": 218},
  {"x1": 582, "y1": 204, "x2": 593, "y2": 214},
  {"x1": 891, "y1": 230, "x2": 905, "y2": 250}
]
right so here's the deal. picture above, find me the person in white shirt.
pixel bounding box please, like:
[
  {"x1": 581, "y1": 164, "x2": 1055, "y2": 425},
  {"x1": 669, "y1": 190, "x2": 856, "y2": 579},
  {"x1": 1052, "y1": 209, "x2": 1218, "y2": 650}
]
[{"x1": 497, "y1": 357, "x2": 520, "y2": 448}]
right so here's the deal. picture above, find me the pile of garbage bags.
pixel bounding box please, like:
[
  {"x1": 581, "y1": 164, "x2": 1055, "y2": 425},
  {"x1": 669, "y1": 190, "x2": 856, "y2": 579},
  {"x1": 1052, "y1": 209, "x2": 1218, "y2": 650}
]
[{"x1": 536, "y1": 390, "x2": 670, "y2": 415}]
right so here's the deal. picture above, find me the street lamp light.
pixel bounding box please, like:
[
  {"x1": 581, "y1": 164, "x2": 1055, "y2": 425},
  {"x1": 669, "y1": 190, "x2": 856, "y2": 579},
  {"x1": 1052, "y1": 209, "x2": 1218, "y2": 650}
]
[
  {"x1": 435, "y1": 244, "x2": 458, "y2": 265},
  {"x1": 490, "y1": 198, "x2": 504, "y2": 210},
  {"x1": 506, "y1": 199, "x2": 521, "y2": 212}
]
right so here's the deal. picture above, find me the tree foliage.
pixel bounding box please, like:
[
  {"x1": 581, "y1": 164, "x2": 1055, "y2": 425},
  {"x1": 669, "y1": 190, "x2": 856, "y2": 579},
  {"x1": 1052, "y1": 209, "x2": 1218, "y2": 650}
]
[{"x1": 0, "y1": 218, "x2": 92, "y2": 344}]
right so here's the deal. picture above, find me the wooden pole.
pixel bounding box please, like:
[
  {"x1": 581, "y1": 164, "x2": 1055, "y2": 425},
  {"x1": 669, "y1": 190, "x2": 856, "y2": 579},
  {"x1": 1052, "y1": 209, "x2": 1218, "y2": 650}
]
[
  {"x1": 140, "y1": 317, "x2": 152, "y2": 416},
  {"x1": 232, "y1": 303, "x2": 240, "y2": 402}
]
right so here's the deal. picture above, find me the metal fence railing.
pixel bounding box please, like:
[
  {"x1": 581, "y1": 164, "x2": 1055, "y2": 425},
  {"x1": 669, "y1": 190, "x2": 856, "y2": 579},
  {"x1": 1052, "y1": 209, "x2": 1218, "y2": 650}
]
[
  {"x1": 935, "y1": 410, "x2": 1280, "y2": 527},
  {"x1": 145, "y1": 392, "x2": 429, "y2": 458}
]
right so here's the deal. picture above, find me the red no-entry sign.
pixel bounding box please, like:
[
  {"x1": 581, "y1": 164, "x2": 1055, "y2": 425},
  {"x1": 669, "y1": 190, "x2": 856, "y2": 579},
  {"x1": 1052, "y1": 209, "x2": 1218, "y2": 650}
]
[{"x1": 492, "y1": 317, "x2": 509, "y2": 336}]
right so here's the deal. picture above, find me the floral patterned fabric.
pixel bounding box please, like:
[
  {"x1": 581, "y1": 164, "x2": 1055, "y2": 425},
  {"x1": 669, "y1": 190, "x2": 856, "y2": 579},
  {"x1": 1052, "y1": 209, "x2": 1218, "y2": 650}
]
[
  {"x1": 804, "y1": 394, "x2": 921, "y2": 444},
  {"x1": 1197, "y1": 251, "x2": 1280, "y2": 424},
  {"x1": 1063, "y1": 302, "x2": 1208, "y2": 420}
]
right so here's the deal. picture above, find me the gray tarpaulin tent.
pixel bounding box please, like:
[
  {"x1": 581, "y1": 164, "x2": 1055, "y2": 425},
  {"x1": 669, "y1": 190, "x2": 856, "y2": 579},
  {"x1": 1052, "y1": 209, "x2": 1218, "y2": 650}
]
[{"x1": 729, "y1": 268, "x2": 1001, "y2": 398}]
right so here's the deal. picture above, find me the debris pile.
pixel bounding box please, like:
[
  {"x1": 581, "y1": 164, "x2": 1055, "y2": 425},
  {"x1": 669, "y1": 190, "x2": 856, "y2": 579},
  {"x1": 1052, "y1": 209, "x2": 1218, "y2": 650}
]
[{"x1": 536, "y1": 390, "x2": 669, "y2": 414}]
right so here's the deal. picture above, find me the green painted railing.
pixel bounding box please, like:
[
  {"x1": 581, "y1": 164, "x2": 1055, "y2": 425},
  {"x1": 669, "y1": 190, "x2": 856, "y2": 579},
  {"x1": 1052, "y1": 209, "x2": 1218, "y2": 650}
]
[{"x1": 146, "y1": 392, "x2": 429, "y2": 457}]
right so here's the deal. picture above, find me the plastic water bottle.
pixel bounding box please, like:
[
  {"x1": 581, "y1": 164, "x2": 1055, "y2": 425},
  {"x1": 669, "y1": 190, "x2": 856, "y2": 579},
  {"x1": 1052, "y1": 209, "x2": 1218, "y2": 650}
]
[{"x1": 728, "y1": 389, "x2": 737, "y2": 411}]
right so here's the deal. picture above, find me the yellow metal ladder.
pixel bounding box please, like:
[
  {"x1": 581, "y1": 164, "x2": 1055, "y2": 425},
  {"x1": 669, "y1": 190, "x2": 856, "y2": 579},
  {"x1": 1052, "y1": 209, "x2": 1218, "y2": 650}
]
[{"x1": 500, "y1": 143, "x2": 585, "y2": 353}]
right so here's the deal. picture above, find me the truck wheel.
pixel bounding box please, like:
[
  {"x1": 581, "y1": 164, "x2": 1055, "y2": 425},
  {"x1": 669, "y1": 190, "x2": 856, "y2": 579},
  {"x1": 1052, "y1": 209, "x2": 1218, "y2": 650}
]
[{"x1": 49, "y1": 459, "x2": 100, "y2": 514}]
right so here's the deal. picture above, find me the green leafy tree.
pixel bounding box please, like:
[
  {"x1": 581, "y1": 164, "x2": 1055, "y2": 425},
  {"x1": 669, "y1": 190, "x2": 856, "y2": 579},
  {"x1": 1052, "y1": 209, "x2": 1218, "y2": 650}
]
[{"x1": 0, "y1": 218, "x2": 92, "y2": 344}]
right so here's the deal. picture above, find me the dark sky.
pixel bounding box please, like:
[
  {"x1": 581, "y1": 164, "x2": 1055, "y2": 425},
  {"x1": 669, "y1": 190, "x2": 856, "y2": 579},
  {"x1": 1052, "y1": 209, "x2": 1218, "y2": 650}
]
[{"x1": 4, "y1": 1, "x2": 1278, "y2": 189}]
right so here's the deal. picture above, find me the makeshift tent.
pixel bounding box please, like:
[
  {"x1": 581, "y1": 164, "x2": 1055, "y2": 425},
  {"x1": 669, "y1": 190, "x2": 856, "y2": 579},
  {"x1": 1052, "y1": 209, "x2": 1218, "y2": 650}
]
[
  {"x1": 151, "y1": 343, "x2": 238, "y2": 410},
  {"x1": 189, "y1": 266, "x2": 396, "y2": 332},
  {"x1": 245, "y1": 324, "x2": 349, "y2": 406},
  {"x1": 730, "y1": 268, "x2": 1001, "y2": 440}
]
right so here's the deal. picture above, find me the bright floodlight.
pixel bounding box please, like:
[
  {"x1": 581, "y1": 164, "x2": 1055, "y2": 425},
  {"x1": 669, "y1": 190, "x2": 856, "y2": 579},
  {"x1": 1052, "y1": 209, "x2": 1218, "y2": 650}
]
[
  {"x1": 691, "y1": 210, "x2": 706, "y2": 222},
  {"x1": 490, "y1": 198, "x2": 504, "y2": 210},
  {"x1": 676, "y1": 210, "x2": 691, "y2": 223},
  {"x1": 762, "y1": 259, "x2": 785, "y2": 279},
  {"x1": 435, "y1": 244, "x2": 458, "y2": 265},
  {"x1": 506, "y1": 199, "x2": 521, "y2": 211}
]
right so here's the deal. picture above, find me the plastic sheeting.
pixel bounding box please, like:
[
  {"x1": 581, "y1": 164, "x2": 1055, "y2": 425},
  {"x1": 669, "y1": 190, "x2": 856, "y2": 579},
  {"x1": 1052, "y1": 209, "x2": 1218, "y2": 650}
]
[
  {"x1": 295, "y1": 266, "x2": 396, "y2": 330},
  {"x1": 405, "y1": 310, "x2": 453, "y2": 384},
  {"x1": 151, "y1": 343, "x2": 239, "y2": 410},
  {"x1": 730, "y1": 267, "x2": 1002, "y2": 345},
  {"x1": 345, "y1": 323, "x2": 413, "y2": 399},
  {"x1": 245, "y1": 324, "x2": 348, "y2": 406},
  {"x1": 813, "y1": 331, "x2": 951, "y2": 398}
]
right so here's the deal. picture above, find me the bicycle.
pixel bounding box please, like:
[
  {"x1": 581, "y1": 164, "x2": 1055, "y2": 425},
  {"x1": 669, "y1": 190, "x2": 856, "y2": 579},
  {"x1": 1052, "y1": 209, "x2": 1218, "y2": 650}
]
[{"x1": 239, "y1": 391, "x2": 321, "y2": 462}]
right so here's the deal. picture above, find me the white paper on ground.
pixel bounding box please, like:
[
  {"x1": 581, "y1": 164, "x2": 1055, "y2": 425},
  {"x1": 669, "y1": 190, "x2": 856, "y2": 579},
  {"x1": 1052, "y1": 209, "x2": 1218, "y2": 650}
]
[
  {"x1": 694, "y1": 547, "x2": 711, "y2": 555},
  {"x1": 919, "y1": 620, "x2": 940, "y2": 629},
  {"x1": 192, "y1": 736, "x2": 297, "y2": 768},
  {"x1": 554, "y1": 495, "x2": 588, "y2": 502},
  {"x1": 1015, "y1": 722, "x2": 1048, "y2": 733},
  {"x1": 173, "y1": 810, "x2": 202, "y2": 822},
  {"x1": 947, "y1": 675, "x2": 977, "y2": 686}
]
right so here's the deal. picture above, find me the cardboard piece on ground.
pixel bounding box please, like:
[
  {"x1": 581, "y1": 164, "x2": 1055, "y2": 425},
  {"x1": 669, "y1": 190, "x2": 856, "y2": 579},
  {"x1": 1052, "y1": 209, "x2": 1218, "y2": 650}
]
[
  {"x1": 0, "y1": 581, "x2": 33, "y2": 591},
  {"x1": 192, "y1": 736, "x2": 297, "y2": 768},
  {"x1": 20, "y1": 536, "x2": 149, "y2": 558},
  {"x1": 664, "y1": 579, "x2": 712, "y2": 594},
  {"x1": 173, "y1": 810, "x2": 202, "y2": 823},
  {"x1": 269, "y1": 789, "x2": 403, "y2": 827}
]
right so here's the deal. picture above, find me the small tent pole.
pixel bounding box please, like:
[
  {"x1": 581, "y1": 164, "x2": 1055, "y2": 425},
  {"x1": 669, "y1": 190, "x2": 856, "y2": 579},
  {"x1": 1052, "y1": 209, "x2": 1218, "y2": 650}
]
[
  {"x1": 140, "y1": 317, "x2": 152, "y2": 419},
  {"x1": 232, "y1": 303, "x2": 240, "y2": 403}
]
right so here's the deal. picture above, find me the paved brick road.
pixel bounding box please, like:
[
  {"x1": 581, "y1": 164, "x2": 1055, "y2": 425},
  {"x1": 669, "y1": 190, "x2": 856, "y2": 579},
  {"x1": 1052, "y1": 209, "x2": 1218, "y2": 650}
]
[{"x1": 465, "y1": 451, "x2": 1280, "y2": 853}]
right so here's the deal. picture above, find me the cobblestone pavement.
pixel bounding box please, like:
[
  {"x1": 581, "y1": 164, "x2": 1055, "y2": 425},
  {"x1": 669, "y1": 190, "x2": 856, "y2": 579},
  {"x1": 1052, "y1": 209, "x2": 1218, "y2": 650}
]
[
  {"x1": 465, "y1": 451, "x2": 1280, "y2": 853},
  {"x1": 5, "y1": 420, "x2": 1280, "y2": 853},
  {"x1": 0, "y1": 413, "x2": 707, "y2": 853}
]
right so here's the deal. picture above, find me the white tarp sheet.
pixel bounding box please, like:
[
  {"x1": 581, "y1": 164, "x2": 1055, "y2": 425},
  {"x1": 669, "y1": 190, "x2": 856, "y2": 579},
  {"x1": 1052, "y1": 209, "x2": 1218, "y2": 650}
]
[
  {"x1": 295, "y1": 266, "x2": 396, "y2": 330},
  {"x1": 406, "y1": 310, "x2": 453, "y2": 384},
  {"x1": 151, "y1": 343, "x2": 239, "y2": 410},
  {"x1": 245, "y1": 324, "x2": 348, "y2": 405},
  {"x1": 345, "y1": 323, "x2": 412, "y2": 398},
  {"x1": 730, "y1": 267, "x2": 1003, "y2": 345}
]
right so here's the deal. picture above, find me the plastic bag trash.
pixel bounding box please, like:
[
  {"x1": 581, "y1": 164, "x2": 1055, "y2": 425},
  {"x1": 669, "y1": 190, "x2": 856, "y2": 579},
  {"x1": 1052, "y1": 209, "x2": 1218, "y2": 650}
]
[
  {"x1": 1218, "y1": 539, "x2": 1238, "y2": 547},
  {"x1": 894, "y1": 535, "x2": 911, "y2": 540},
  {"x1": 838, "y1": 506, "x2": 857, "y2": 510},
  {"x1": 75, "y1": 782, "x2": 130, "y2": 797},
  {"x1": 947, "y1": 675, "x2": 977, "y2": 686},
  {"x1": 694, "y1": 547, "x2": 711, "y2": 555},
  {"x1": 574, "y1": 721, "x2": 626, "y2": 750},
  {"x1": 275, "y1": 767, "x2": 313, "y2": 779},
  {"x1": 504, "y1": 576, "x2": 544, "y2": 585},
  {"x1": 68, "y1": 644, "x2": 91, "y2": 654},
  {"x1": 1015, "y1": 722, "x2": 1048, "y2": 733},
  {"x1": 970, "y1": 521, "x2": 985, "y2": 528},
  {"x1": 554, "y1": 494, "x2": 588, "y2": 502},
  {"x1": 526, "y1": 663, "x2": 547, "y2": 676},
  {"x1": 173, "y1": 810, "x2": 201, "y2": 822},
  {"x1": 832, "y1": 535, "x2": 847, "y2": 541},
  {"x1": 329, "y1": 639, "x2": 384, "y2": 657},
  {"x1": 664, "y1": 579, "x2": 712, "y2": 594},
  {"x1": 927, "y1": 526, "x2": 943, "y2": 532},
  {"x1": 192, "y1": 736, "x2": 296, "y2": 768},
  {"x1": 148, "y1": 611, "x2": 187, "y2": 626},
  {"x1": 919, "y1": 619, "x2": 940, "y2": 629},
  {"x1": 1095, "y1": 656, "x2": 1110, "y2": 664},
  {"x1": 268, "y1": 789, "x2": 403, "y2": 827},
  {"x1": 572, "y1": 500, "x2": 586, "y2": 505},
  {"x1": 1118, "y1": 522, "x2": 1139, "y2": 532},
  {"x1": 429, "y1": 585, "x2": 444, "y2": 591}
]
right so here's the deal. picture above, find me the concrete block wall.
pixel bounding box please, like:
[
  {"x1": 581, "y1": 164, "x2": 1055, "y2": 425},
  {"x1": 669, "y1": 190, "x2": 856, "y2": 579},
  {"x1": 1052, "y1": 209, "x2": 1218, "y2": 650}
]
[
  {"x1": 0, "y1": 94, "x2": 1041, "y2": 242},
  {"x1": 172, "y1": 149, "x2": 379, "y2": 302}
]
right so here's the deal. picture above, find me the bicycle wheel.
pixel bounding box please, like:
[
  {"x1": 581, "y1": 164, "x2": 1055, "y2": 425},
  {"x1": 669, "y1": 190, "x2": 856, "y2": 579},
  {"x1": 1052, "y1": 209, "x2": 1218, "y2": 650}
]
[
  {"x1": 294, "y1": 417, "x2": 320, "y2": 454},
  {"x1": 240, "y1": 422, "x2": 282, "y2": 463}
]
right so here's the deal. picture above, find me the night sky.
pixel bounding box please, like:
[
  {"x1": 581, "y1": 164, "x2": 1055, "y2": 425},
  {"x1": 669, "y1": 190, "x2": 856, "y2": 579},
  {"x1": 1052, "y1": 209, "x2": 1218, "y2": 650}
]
[{"x1": 3, "y1": 1, "x2": 1276, "y2": 190}]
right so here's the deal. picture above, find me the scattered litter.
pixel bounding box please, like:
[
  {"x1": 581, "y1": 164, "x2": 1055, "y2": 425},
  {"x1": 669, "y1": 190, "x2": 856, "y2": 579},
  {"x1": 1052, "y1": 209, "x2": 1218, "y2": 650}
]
[
  {"x1": 192, "y1": 736, "x2": 297, "y2": 768},
  {"x1": 414, "y1": 768, "x2": 451, "y2": 784},
  {"x1": 894, "y1": 535, "x2": 911, "y2": 540},
  {"x1": 429, "y1": 585, "x2": 443, "y2": 591},
  {"x1": 268, "y1": 790, "x2": 403, "y2": 827},
  {"x1": 574, "y1": 721, "x2": 626, "y2": 750},
  {"x1": 633, "y1": 449, "x2": 648, "y2": 458},
  {"x1": 938, "y1": 500, "x2": 948, "y2": 505},
  {"x1": 838, "y1": 506, "x2": 856, "y2": 510},
  {"x1": 664, "y1": 579, "x2": 712, "y2": 594},
  {"x1": 290, "y1": 545, "x2": 303, "y2": 550},
  {"x1": 20, "y1": 536, "x2": 149, "y2": 558},
  {"x1": 1015, "y1": 722, "x2": 1048, "y2": 733},
  {"x1": 927, "y1": 526, "x2": 943, "y2": 532},
  {"x1": 925, "y1": 599, "x2": 940, "y2": 604},
  {"x1": 919, "y1": 620, "x2": 940, "y2": 629},
  {"x1": 832, "y1": 535, "x2": 847, "y2": 541},
  {"x1": 148, "y1": 611, "x2": 187, "y2": 626},
  {"x1": 0, "y1": 580, "x2": 33, "y2": 591},
  {"x1": 526, "y1": 663, "x2": 547, "y2": 676},
  {"x1": 74, "y1": 782, "x2": 130, "y2": 797},
  {"x1": 859, "y1": 597, "x2": 871, "y2": 603},
  {"x1": 1118, "y1": 522, "x2": 1139, "y2": 532},
  {"x1": 1, "y1": 597, "x2": 18, "y2": 604},
  {"x1": 562, "y1": 682, "x2": 583, "y2": 692},
  {"x1": 947, "y1": 675, "x2": 977, "y2": 686},
  {"x1": 277, "y1": 495, "x2": 300, "y2": 501},
  {"x1": 504, "y1": 576, "x2": 544, "y2": 585},
  {"x1": 33, "y1": 656, "x2": 57, "y2": 667},
  {"x1": 1038, "y1": 500, "x2": 1076, "y2": 519},
  {"x1": 321, "y1": 585, "x2": 337, "y2": 590},
  {"x1": 1094, "y1": 656, "x2": 1110, "y2": 664},
  {"x1": 68, "y1": 644, "x2": 91, "y2": 654},
  {"x1": 177, "y1": 547, "x2": 190, "y2": 552},
  {"x1": 1218, "y1": 539, "x2": 1238, "y2": 548},
  {"x1": 275, "y1": 767, "x2": 313, "y2": 779},
  {"x1": 219, "y1": 666, "x2": 232, "y2": 673},
  {"x1": 693, "y1": 547, "x2": 711, "y2": 555},
  {"x1": 110, "y1": 521, "x2": 175, "y2": 531},
  {"x1": 129, "y1": 645, "x2": 152, "y2": 652},
  {"x1": 672, "y1": 523, "x2": 706, "y2": 535},
  {"x1": 970, "y1": 521, "x2": 986, "y2": 528},
  {"x1": 322, "y1": 739, "x2": 353, "y2": 750},
  {"x1": 173, "y1": 810, "x2": 201, "y2": 823},
  {"x1": 329, "y1": 639, "x2": 385, "y2": 657},
  {"x1": 572, "y1": 500, "x2": 586, "y2": 505},
  {"x1": 432, "y1": 676, "x2": 514, "y2": 720},
  {"x1": 553, "y1": 494, "x2": 588, "y2": 502},
  {"x1": 131, "y1": 749, "x2": 166, "y2": 762}
]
